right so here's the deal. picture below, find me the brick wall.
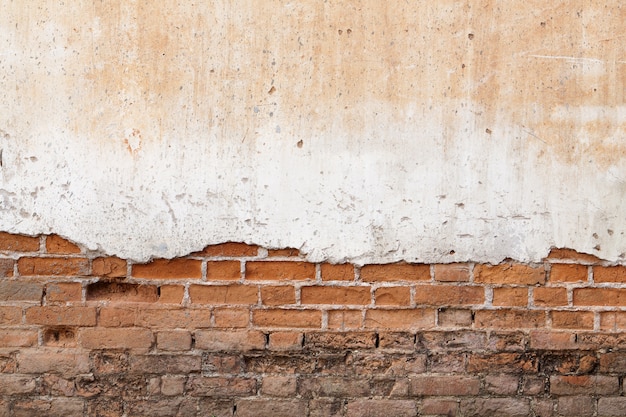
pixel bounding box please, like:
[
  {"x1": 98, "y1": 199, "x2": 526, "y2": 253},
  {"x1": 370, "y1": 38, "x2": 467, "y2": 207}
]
[{"x1": 1, "y1": 232, "x2": 626, "y2": 416}]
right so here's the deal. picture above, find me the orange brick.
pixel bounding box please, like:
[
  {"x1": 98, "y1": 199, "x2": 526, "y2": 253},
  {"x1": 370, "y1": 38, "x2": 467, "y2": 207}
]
[
  {"x1": 18, "y1": 257, "x2": 89, "y2": 276},
  {"x1": 189, "y1": 284, "x2": 258, "y2": 305},
  {"x1": 157, "y1": 330, "x2": 192, "y2": 351},
  {"x1": 550, "y1": 264, "x2": 588, "y2": 283},
  {"x1": 79, "y1": 328, "x2": 153, "y2": 349},
  {"x1": 158, "y1": 285, "x2": 184, "y2": 304},
  {"x1": 132, "y1": 258, "x2": 202, "y2": 279},
  {"x1": 375, "y1": 287, "x2": 411, "y2": 306},
  {"x1": 364, "y1": 309, "x2": 435, "y2": 330},
  {"x1": 246, "y1": 261, "x2": 315, "y2": 281},
  {"x1": 594, "y1": 266, "x2": 626, "y2": 283},
  {"x1": 301, "y1": 286, "x2": 370, "y2": 305},
  {"x1": 0, "y1": 233, "x2": 39, "y2": 252},
  {"x1": 547, "y1": 248, "x2": 602, "y2": 264},
  {"x1": 199, "y1": 242, "x2": 259, "y2": 257},
  {"x1": 207, "y1": 261, "x2": 241, "y2": 280},
  {"x1": 360, "y1": 263, "x2": 430, "y2": 282},
  {"x1": 327, "y1": 310, "x2": 363, "y2": 330},
  {"x1": 475, "y1": 263, "x2": 545, "y2": 285},
  {"x1": 46, "y1": 282, "x2": 82, "y2": 302},
  {"x1": 414, "y1": 285, "x2": 484, "y2": 306},
  {"x1": 267, "y1": 248, "x2": 301, "y2": 257},
  {"x1": 552, "y1": 311, "x2": 594, "y2": 330},
  {"x1": 99, "y1": 307, "x2": 211, "y2": 328},
  {"x1": 261, "y1": 286, "x2": 296, "y2": 306},
  {"x1": 434, "y1": 264, "x2": 470, "y2": 282},
  {"x1": 321, "y1": 263, "x2": 355, "y2": 281},
  {"x1": 534, "y1": 287, "x2": 568, "y2": 306},
  {"x1": 0, "y1": 306, "x2": 22, "y2": 325},
  {"x1": 574, "y1": 288, "x2": 626, "y2": 306},
  {"x1": 253, "y1": 309, "x2": 321, "y2": 328},
  {"x1": 214, "y1": 307, "x2": 249, "y2": 328},
  {"x1": 92, "y1": 257, "x2": 127, "y2": 278},
  {"x1": 599, "y1": 312, "x2": 626, "y2": 331},
  {"x1": 0, "y1": 330, "x2": 38, "y2": 347},
  {"x1": 98, "y1": 307, "x2": 136, "y2": 327},
  {"x1": 25, "y1": 306, "x2": 96, "y2": 326},
  {"x1": 474, "y1": 309, "x2": 545, "y2": 329},
  {"x1": 493, "y1": 287, "x2": 528, "y2": 307},
  {"x1": 268, "y1": 332, "x2": 303, "y2": 351},
  {"x1": 0, "y1": 258, "x2": 14, "y2": 278},
  {"x1": 45, "y1": 235, "x2": 81, "y2": 254}
]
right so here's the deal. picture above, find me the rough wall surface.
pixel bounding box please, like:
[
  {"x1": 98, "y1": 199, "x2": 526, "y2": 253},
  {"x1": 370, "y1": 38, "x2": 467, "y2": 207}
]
[
  {"x1": 1, "y1": 1, "x2": 625, "y2": 263},
  {"x1": 2, "y1": 233, "x2": 626, "y2": 416}
]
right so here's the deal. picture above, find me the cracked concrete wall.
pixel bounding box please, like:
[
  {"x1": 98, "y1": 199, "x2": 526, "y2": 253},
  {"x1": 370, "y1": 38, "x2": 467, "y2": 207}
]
[{"x1": 0, "y1": 1, "x2": 624, "y2": 263}]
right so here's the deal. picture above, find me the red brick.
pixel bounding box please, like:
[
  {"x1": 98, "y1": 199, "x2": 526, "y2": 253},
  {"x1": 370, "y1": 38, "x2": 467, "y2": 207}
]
[
  {"x1": 189, "y1": 284, "x2": 258, "y2": 304},
  {"x1": 474, "y1": 309, "x2": 545, "y2": 329},
  {"x1": 261, "y1": 285, "x2": 296, "y2": 306},
  {"x1": 410, "y1": 375, "x2": 480, "y2": 396},
  {"x1": 86, "y1": 282, "x2": 157, "y2": 302},
  {"x1": 46, "y1": 282, "x2": 82, "y2": 302},
  {"x1": 550, "y1": 264, "x2": 588, "y2": 282},
  {"x1": 195, "y1": 330, "x2": 265, "y2": 351},
  {"x1": 92, "y1": 256, "x2": 127, "y2": 278},
  {"x1": 375, "y1": 287, "x2": 411, "y2": 306},
  {"x1": 346, "y1": 400, "x2": 417, "y2": 417},
  {"x1": 0, "y1": 306, "x2": 22, "y2": 324},
  {"x1": 157, "y1": 330, "x2": 192, "y2": 351},
  {"x1": 434, "y1": 263, "x2": 471, "y2": 282},
  {"x1": 552, "y1": 311, "x2": 594, "y2": 330},
  {"x1": 267, "y1": 248, "x2": 301, "y2": 257},
  {"x1": 206, "y1": 260, "x2": 241, "y2": 280},
  {"x1": 321, "y1": 263, "x2": 355, "y2": 281},
  {"x1": 26, "y1": 306, "x2": 96, "y2": 326},
  {"x1": 158, "y1": 285, "x2": 184, "y2": 304},
  {"x1": 475, "y1": 263, "x2": 545, "y2": 285},
  {"x1": 199, "y1": 242, "x2": 259, "y2": 257},
  {"x1": 301, "y1": 286, "x2": 371, "y2": 305},
  {"x1": 573, "y1": 288, "x2": 626, "y2": 306},
  {"x1": 18, "y1": 257, "x2": 89, "y2": 276},
  {"x1": 253, "y1": 309, "x2": 321, "y2": 328},
  {"x1": 360, "y1": 263, "x2": 430, "y2": 282},
  {"x1": 0, "y1": 232, "x2": 39, "y2": 252},
  {"x1": 246, "y1": 261, "x2": 315, "y2": 281},
  {"x1": 493, "y1": 287, "x2": 528, "y2": 306},
  {"x1": 214, "y1": 307, "x2": 249, "y2": 328},
  {"x1": 45, "y1": 234, "x2": 81, "y2": 254},
  {"x1": 79, "y1": 328, "x2": 153, "y2": 349},
  {"x1": 0, "y1": 330, "x2": 37, "y2": 347},
  {"x1": 234, "y1": 399, "x2": 306, "y2": 417},
  {"x1": 437, "y1": 308, "x2": 473, "y2": 327},
  {"x1": 550, "y1": 375, "x2": 619, "y2": 395},
  {"x1": 534, "y1": 287, "x2": 568, "y2": 306},
  {"x1": 268, "y1": 332, "x2": 303, "y2": 351},
  {"x1": 328, "y1": 310, "x2": 363, "y2": 330},
  {"x1": 365, "y1": 309, "x2": 435, "y2": 330},
  {"x1": 0, "y1": 258, "x2": 13, "y2": 278},
  {"x1": 261, "y1": 376, "x2": 297, "y2": 397},
  {"x1": 132, "y1": 258, "x2": 202, "y2": 279},
  {"x1": 0, "y1": 281, "x2": 42, "y2": 301},
  {"x1": 414, "y1": 285, "x2": 484, "y2": 306},
  {"x1": 547, "y1": 248, "x2": 602, "y2": 264},
  {"x1": 594, "y1": 266, "x2": 626, "y2": 283},
  {"x1": 18, "y1": 350, "x2": 90, "y2": 376}
]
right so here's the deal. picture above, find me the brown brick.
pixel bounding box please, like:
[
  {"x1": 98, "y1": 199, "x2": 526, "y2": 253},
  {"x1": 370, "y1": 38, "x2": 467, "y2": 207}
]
[
  {"x1": 246, "y1": 261, "x2": 315, "y2": 281},
  {"x1": 529, "y1": 331, "x2": 578, "y2": 350},
  {"x1": 360, "y1": 263, "x2": 430, "y2": 282},
  {"x1": 460, "y1": 398, "x2": 530, "y2": 417},
  {"x1": 474, "y1": 309, "x2": 545, "y2": 329},
  {"x1": 0, "y1": 375, "x2": 37, "y2": 395},
  {"x1": 418, "y1": 331, "x2": 487, "y2": 351},
  {"x1": 474, "y1": 263, "x2": 545, "y2": 285},
  {"x1": 321, "y1": 263, "x2": 355, "y2": 281},
  {"x1": 235, "y1": 399, "x2": 306, "y2": 417},
  {"x1": 18, "y1": 257, "x2": 89, "y2": 276},
  {"x1": 0, "y1": 232, "x2": 39, "y2": 252},
  {"x1": 301, "y1": 286, "x2": 371, "y2": 305},
  {"x1": 157, "y1": 330, "x2": 192, "y2": 351},
  {"x1": 0, "y1": 306, "x2": 22, "y2": 325},
  {"x1": 485, "y1": 374, "x2": 520, "y2": 395},
  {"x1": 206, "y1": 260, "x2": 241, "y2": 280},
  {"x1": 189, "y1": 284, "x2": 258, "y2": 304},
  {"x1": 421, "y1": 399, "x2": 458, "y2": 416},
  {"x1": 26, "y1": 306, "x2": 96, "y2": 326},
  {"x1": 598, "y1": 397, "x2": 626, "y2": 416},
  {"x1": 268, "y1": 332, "x2": 303, "y2": 351},
  {"x1": 45, "y1": 234, "x2": 81, "y2": 254},
  {"x1": 92, "y1": 256, "x2": 127, "y2": 278},
  {"x1": 534, "y1": 287, "x2": 568, "y2": 306},
  {"x1": 594, "y1": 265, "x2": 626, "y2": 283},
  {"x1": 299, "y1": 376, "x2": 370, "y2": 397},
  {"x1": 158, "y1": 285, "x2": 184, "y2": 304},
  {"x1": 365, "y1": 309, "x2": 435, "y2": 330},
  {"x1": 188, "y1": 376, "x2": 257, "y2": 396},
  {"x1": 214, "y1": 307, "x2": 249, "y2": 328},
  {"x1": 261, "y1": 376, "x2": 297, "y2": 397},
  {"x1": 552, "y1": 311, "x2": 594, "y2": 330},
  {"x1": 18, "y1": 350, "x2": 90, "y2": 376},
  {"x1": 410, "y1": 375, "x2": 480, "y2": 396},
  {"x1": 328, "y1": 310, "x2": 363, "y2": 330},
  {"x1": 79, "y1": 328, "x2": 153, "y2": 349},
  {"x1": 261, "y1": 285, "x2": 296, "y2": 306},
  {"x1": 195, "y1": 330, "x2": 265, "y2": 351},
  {"x1": 558, "y1": 396, "x2": 594, "y2": 416},
  {"x1": 573, "y1": 288, "x2": 626, "y2": 306},
  {"x1": 547, "y1": 248, "x2": 602, "y2": 264},
  {"x1": 46, "y1": 282, "x2": 82, "y2": 302},
  {"x1": 0, "y1": 258, "x2": 13, "y2": 278},
  {"x1": 86, "y1": 282, "x2": 157, "y2": 302},
  {"x1": 267, "y1": 248, "x2": 301, "y2": 257},
  {"x1": 346, "y1": 400, "x2": 417, "y2": 417},
  {"x1": 434, "y1": 263, "x2": 470, "y2": 282},
  {"x1": 0, "y1": 281, "x2": 42, "y2": 301},
  {"x1": 467, "y1": 352, "x2": 537, "y2": 373},
  {"x1": 493, "y1": 287, "x2": 528, "y2": 306},
  {"x1": 132, "y1": 258, "x2": 202, "y2": 279},
  {"x1": 0, "y1": 330, "x2": 38, "y2": 347},
  {"x1": 550, "y1": 375, "x2": 619, "y2": 395},
  {"x1": 129, "y1": 355, "x2": 201, "y2": 374},
  {"x1": 306, "y1": 332, "x2": 376, "y2": 350},
  {"x1": 414, "y1": 285, "x2": 484, "y2": 306},
  {"x1": 253, "y1": 309, "x2": 321, "y2": 328},
  {"x1": 200, "y1": 242, "x2": 259, "y2": 257},
  {"x1": 375, "y1": 287, "x2": 411, "y2": 306},
  {"x1": 550, "y1": 264, "x2": 588, "y2": 282},
  {"x1": 437, "y1": 308, "x2": 473, "y2": 327}
]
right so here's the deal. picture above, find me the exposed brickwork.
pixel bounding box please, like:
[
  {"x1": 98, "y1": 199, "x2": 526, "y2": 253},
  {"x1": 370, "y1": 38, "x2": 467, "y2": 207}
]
[{"x1": 1, "y1": 233, "x2": 626, "y2": 416}]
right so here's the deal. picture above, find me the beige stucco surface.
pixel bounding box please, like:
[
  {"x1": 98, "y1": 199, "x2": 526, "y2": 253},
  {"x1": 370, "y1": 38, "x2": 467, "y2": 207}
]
[{"x1": 0, "y1": 1, "x2": 625, "y2": 263}]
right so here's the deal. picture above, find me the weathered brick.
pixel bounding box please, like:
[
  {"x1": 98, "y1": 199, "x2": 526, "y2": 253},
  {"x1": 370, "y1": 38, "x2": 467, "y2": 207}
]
[
  {"x1": 246, "y1": 261, "x2": 315, "y2": 281},
  {"x1": 0, "y1": 306, "x2": 22, "y2": 324},
  {"x1": 46, "y1": 282, "x2": 82, "y2": 302},
  {"x1": 534, "y1": 287, "x2": 568, "y2": 306},
  {"x1": 267, "y1": 248, "x2": 301, "y2": 257},
  {"x1": 43, "y1": 327, "x2": 77, "y2": 347},
  {"x1": 467, "y1": 352, "x2": 537, "y2": 373},
  {"x1": 157, "y1": 330, "x2": 192, "y2": 351},
  {"x1": 13, "y1": 398, "x2": 84, "y2": 417},
  {"x1": 365, "y1": 309, "x2": 435, "y2": 330},
  {"x1": 378, "y1": 332, "x2": 415, "y2": 351},
  {"x1": 434, "y1": 263, "x2": 471, "y2": 282},
  {"x1": 420, "y1": 399, "x2": 458, "y2": 416},
  {"x1": 0, "y1": 375, "x2": 37, "y2": 395},
  {"x1": 86, "y1": 281, "x2": 157, "y2": 302},
  {"x1": 573, "y1": 288, "x2": 626, "y2": 306},
  {"x1": 599, "y1": 352, "x2": 626, "y2": 373},
  {"x1": 187, "y1": 376, "x2": 257, "y2": 397},
  {"x1": 161, "y1": 375, "x2": 186, "y2": 396},
  {"x1": 474, "y1": 263, "x2": 545, "y2": 285},
  {"x1": 0, "y1": 281, "x2": 43, "y2": 301},
  {"x1": 414, "y1": 284, "x2": 484, "y2": 305},
  {"x1": 157, "y1": 285, "x2": 184, "y2": 303},
  {"x1": 196, "y1": 330, "x2": 265, "y2": 351},
  {"x1": 18, "y1": 350, "x2": 90, "y2": 376},
  {"x1": 18, "y1": 257, "x2": 89, "y2": 276},
  {"x1": 0, "y1": 329, "x2": 38, "y2": 347},
  {"x1": 309, "y1": 399, "x2": 344, "y2": 417},
  {"x1": 200, "y1": 242, "x2": 259, "y2": 257},
  {"x1": 213, "y1": 307, "x2": 249, "y2": 328},
  {"x1": 493, "y1": 287, "x2": 528, "y2": 306},
  {"x1": 190, "y1": 284, "x2": 258, "y2": 304},
  {"x1": 45, "y1": 234, "x2": 81, "y2": 253},
  {"x1": 375, "y1": 287, "x2": 411, "y2": 306},
  {"x1": 418, "y1": 331, "x2": 487, "y2": 351},
  {"x1": 360, "y1": 263, "x2": 430, "y2": 282},
  {"x1": 301, "y1": 286, "x2": 371, "y2": 305},
  {"x1": 346, "y1": 400, "x2": 417, "y2": 417},
  {"x1": 474, "y1": 309, "x2": 545, "y2": 329},
  {"x1": 487, "y1": 331, "x2": 527, "y2": 352},
  {"x1": 260, "y1": 285, "x2": 296, "y2": 306},
  {"x1": 552, "y1": 311, "x2": 594, "y2": 330},
  {"x1": 306, "y1": 332, "x2": 376, "y2": 350},
  {"x1": 79, "y1": 328, "x2": 153, "y2": 349},
  {"x1": 300, "y1": 376, "x2": 370, "y2": 398},
  {"x1": 0, "y1": 258, "x2": 13, "y2": 277},
  {"x1": 129, "y1": 354, "x2": 201, "y2": 374},
  {"x1": 557, "y1": 396, "x2": 594, "y2": 416},
  {"x1": 261, "y1": 376, "x2": 297, "y2": 397},
  {"x1": 410, "y1": 375, "x2": 480, "y2": 396},
  {"x1": 598, "y1": 397, "x2": 626, "y2": 417},
  {"x1": 253, "y1": 309, "x2": 321, "y2": 328},
  {"x1": 485, "y1": 374, "x2": 521, "y2": 395},
  {"x1": 92, "y1": 256, "x2": 127, "y2": 278},
  {"x1": 460, "y1": 398, "x2": 530, "y2": 417},
  {"x1": 328, "y1": 309, "x2": 363, "y2": 330},
  {"x1": 530, "y1": 331, "x2": 578, "y2": 350},
  {"x1": 235, "y1": 399, "x2": 306, "y2": 417},
  {"x1": 550, "y1": 375, "x2": 619, "y2": 395},
  {"x1": 428, "y1": 352, "x2": 466, "y2": 373},
  {"x1": 268, "y1": 332, "x2": 303, "y2": 351},
  {"x1": 207, "y1": 260, "x2": 241, "y2": 280},
  {"x1": 103, "y1": 307, "x2": 211, "y2": 328},
  {"x1": 550, "y1": 263, "x2": 588, "y2": 282},
  {"x1": 321, "y1": 263, "x2": 355, "y2": 281},
  {"x1": 437, "y1": 308, "x2": 473, "y2": 327},
  {"x1": 132, "y1": 258, "x2": 202, "y2": 279},
  {"x1": 0, "y1": 232, "x2": 39, "y2": 252},
  {"x1": 547, "y1": 248, "x2": 601, "y2": 264},
  {"x1": 26, "y1": 306, "x2": 96, "y2": 326}
]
